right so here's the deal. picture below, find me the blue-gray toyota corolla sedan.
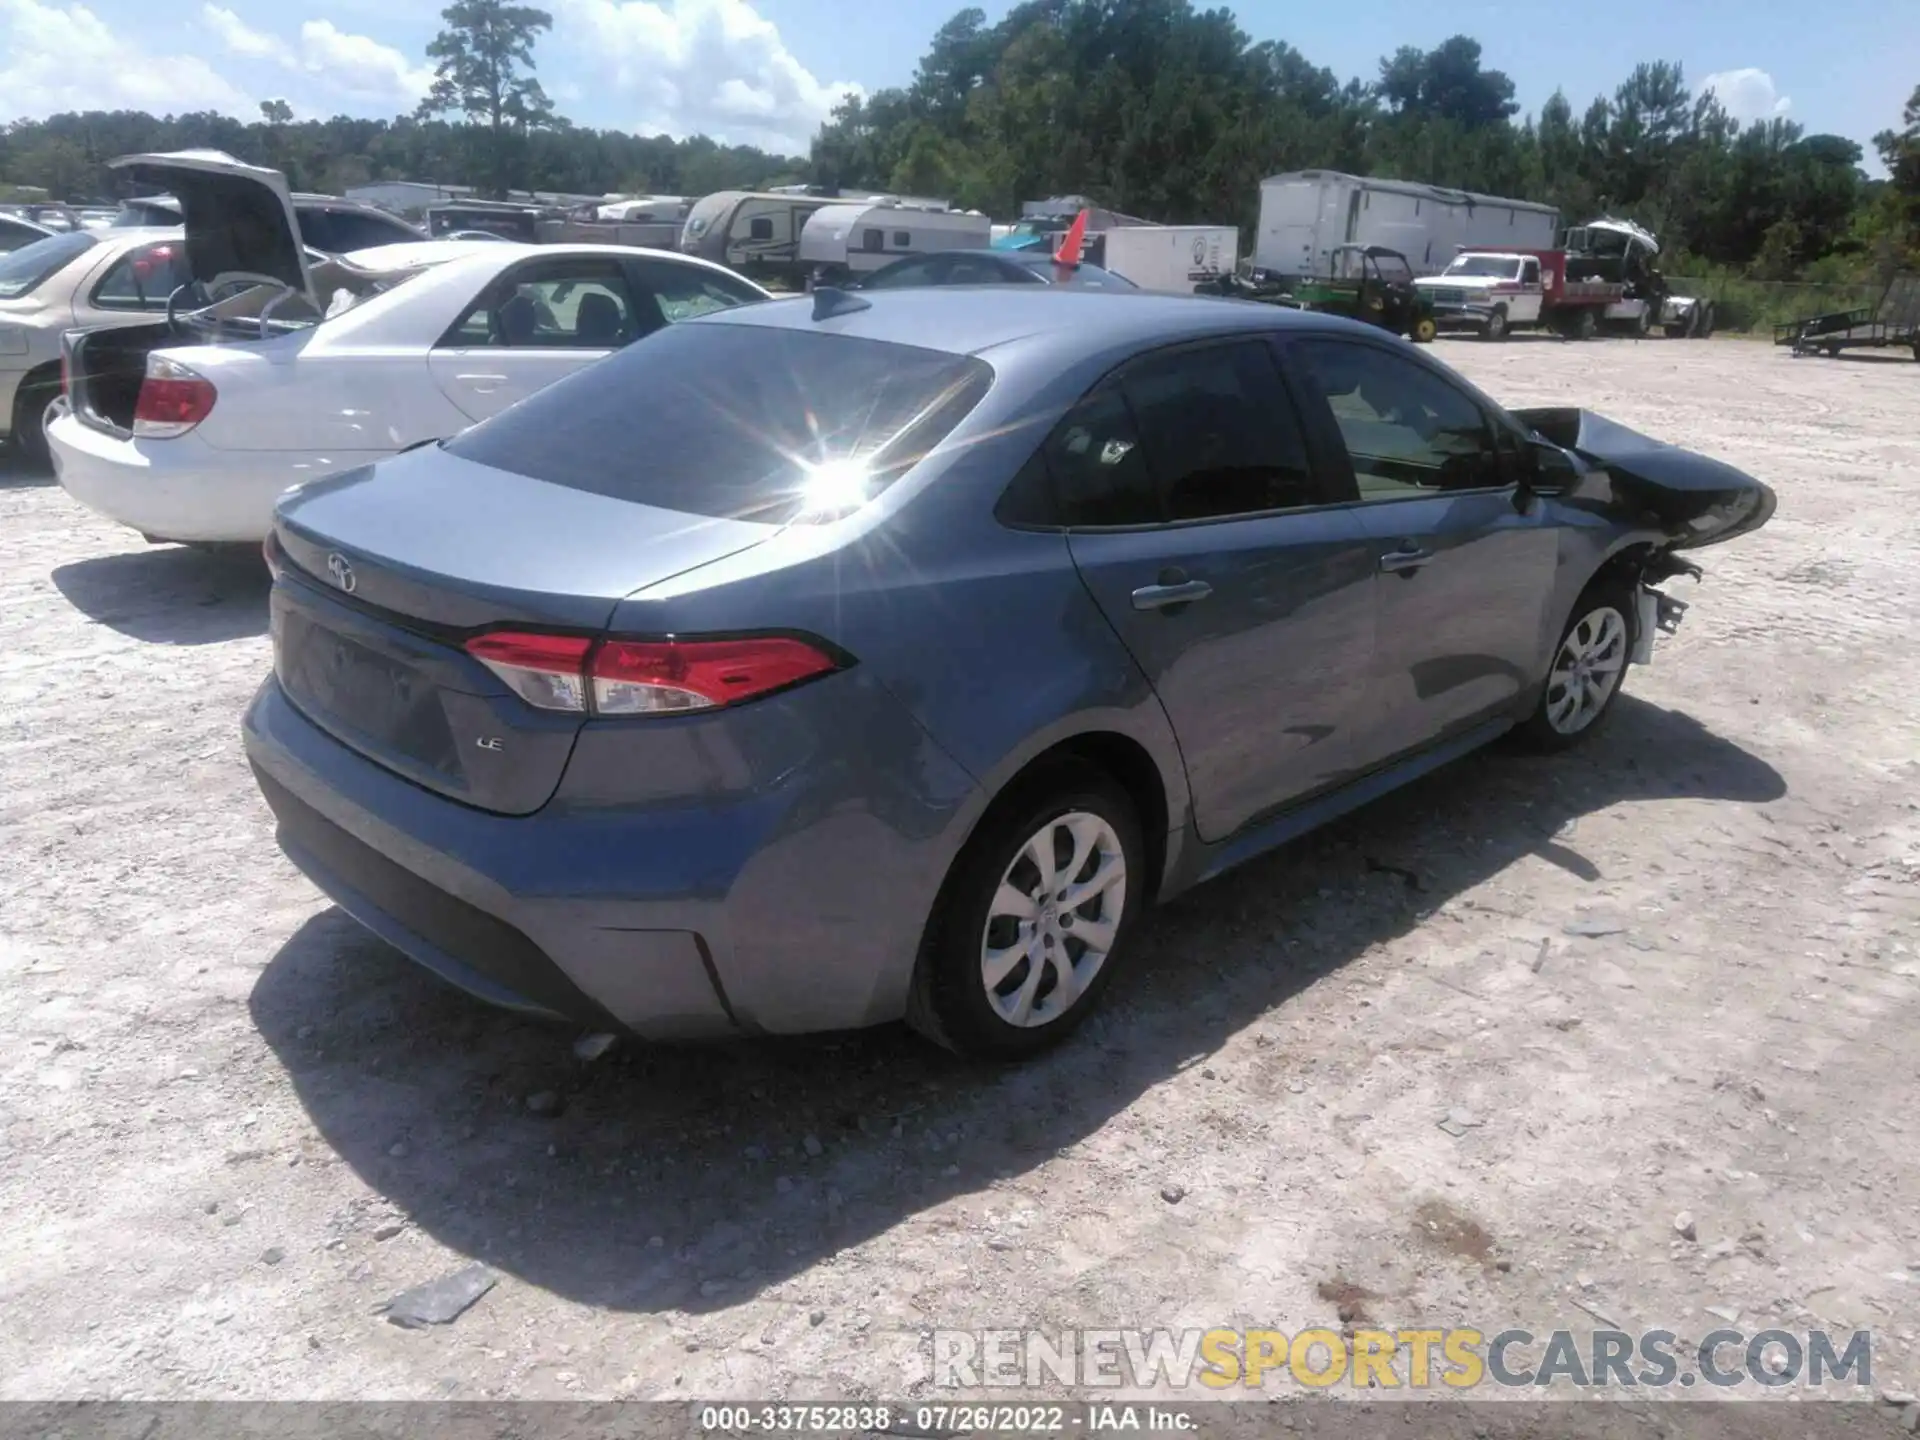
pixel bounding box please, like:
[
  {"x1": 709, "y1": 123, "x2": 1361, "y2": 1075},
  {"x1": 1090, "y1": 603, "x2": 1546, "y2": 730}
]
[{"x1": 243, "y1": 286, "x2": 1774, "y2": 1059}]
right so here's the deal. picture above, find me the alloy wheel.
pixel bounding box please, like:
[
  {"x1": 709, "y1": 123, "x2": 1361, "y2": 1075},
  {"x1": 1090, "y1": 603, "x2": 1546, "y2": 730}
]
[
  {"x1": 1546, "y1": 606, "x2": 1628, "y2": 735},
  {"x1": 979, "y1": 811, "x2": 1127, "y2": 1028}
]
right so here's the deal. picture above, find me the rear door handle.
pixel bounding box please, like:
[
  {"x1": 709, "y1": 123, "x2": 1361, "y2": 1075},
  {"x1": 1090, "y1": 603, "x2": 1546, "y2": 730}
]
[
  {"x1": 1379, "y1": 547, "x2": 1433, "y2": 574},
  {"x1": 1131, "y1": 580, "x2": 1213, "y2": 611}
]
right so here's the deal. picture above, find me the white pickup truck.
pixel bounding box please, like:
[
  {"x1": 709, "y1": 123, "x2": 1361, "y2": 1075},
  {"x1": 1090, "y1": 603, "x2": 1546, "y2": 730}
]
[
  {"x1": 1412, "y1": 251, "x2": 1545, "y2": 338},
  {"x1": 1415, "y1": 223, "x2": 1717, "y2": 340}
]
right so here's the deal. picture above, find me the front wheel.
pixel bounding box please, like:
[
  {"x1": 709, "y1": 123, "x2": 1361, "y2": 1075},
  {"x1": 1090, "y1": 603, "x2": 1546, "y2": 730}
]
[
  {"x1": 908, "y1": 762, "x2": 1143, "y2": 1060},
  {"x1": 1483, "y1": 306, "x2": 1509, "y2": 341},
  {"x1": 1510, "y1": 584, "x2": 1634, "y2": 752},
  {"x1": 1409, "y1": 315, "x2": 1438, "y2": 344}
]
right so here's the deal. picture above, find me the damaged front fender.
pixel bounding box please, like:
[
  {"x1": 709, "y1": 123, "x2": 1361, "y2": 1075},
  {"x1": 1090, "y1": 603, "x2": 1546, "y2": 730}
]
[{"x1": 1513, "y1": 405, "x2": 1777, "y2": 550}]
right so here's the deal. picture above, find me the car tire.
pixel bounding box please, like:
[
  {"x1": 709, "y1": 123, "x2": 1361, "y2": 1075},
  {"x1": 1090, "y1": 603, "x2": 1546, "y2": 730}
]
[
  {"x1": 8, "y1": 368, "x2": 58, "y2": 473},
  {"x1": 907, "y1": 760, "x2": 1144, "y2": 1060},
  {"x1": 1409, "y1": 315, "x2": 1437, "y2": 344},
  {"x1": 1484, "y1": 306, "x2": 1508, "y2": 341},
  {"x1": 1510, "y1": 579, "x2": 1636, "y2": 753}
]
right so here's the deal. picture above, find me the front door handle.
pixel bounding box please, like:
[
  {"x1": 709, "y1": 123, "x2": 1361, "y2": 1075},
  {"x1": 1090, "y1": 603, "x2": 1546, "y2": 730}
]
[
  {"x1": 1379, "y1": 546, "x2": 1433, "y2": 574},
  {"x1": 1131, "y1": 579, "x2": 1213, "y2": 611}
]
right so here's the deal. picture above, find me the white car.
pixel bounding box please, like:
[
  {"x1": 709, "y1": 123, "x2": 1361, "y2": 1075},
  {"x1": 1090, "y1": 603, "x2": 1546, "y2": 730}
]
[{"x1": 50, "y1": 151, "x2": 770, "y2": 546}]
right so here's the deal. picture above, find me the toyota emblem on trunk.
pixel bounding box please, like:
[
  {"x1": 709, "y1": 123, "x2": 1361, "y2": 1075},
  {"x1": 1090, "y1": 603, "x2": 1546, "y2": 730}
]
[{"x1": 326, "y1": 552, "x2": 356, "y2": 593}]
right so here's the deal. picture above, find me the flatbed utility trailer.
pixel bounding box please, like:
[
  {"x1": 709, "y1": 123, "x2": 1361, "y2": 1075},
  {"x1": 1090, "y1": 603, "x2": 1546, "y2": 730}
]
[{"x1": 1774, "y1": 271, "x2": 1920, "y2": 360}]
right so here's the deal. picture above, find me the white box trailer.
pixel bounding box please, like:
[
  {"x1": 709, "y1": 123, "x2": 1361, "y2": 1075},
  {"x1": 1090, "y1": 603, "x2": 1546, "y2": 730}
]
[
  {"x1": 1100, "y1": 225, "x2": 1239, "y2": 293},
  {"x1": 798, "y1": 202, "x2": 991, "y2": 283},
  {"x1": 1255, "y1": 171, "x2": 1558, "y2": 279}
]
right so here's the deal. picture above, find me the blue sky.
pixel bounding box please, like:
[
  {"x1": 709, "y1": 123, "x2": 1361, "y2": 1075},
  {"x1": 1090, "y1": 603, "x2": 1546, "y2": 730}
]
[{"x1": 3, "y1": 0, "x2": 1912, "y2": 172}]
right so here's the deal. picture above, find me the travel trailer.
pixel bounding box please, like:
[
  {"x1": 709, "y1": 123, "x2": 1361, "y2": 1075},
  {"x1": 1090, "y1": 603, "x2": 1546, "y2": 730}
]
[
  {"x1": 678, "y1": 191, "x2": 842, "y2": 281},
  {"x1": 798, "y1": 202, "x2": 992, "y2": 284},
  {"x1": 1255, "y1": 171, "x2": 1559, "y2": 279}
]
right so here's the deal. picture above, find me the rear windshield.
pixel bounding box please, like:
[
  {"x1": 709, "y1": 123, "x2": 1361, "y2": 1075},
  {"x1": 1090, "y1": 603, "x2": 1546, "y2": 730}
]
[
  {"x1": 0, "y1": 231, "x2": 98, "y2": 298},
  {"x1": 443, "y1": 321, "x2": 993, "y2": 523},
  {"x1": 1045, "y1": 263, "x2": 1135, "y2": 290}
]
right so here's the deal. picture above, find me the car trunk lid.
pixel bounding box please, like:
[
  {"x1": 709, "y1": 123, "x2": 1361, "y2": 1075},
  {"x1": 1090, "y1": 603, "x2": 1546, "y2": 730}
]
[
  {"x1": 110, "y1": 150, "x2": 314, "y2": 309},
  {"x1": 268, "y1": 445, "x2": 776, "y2": 814}
]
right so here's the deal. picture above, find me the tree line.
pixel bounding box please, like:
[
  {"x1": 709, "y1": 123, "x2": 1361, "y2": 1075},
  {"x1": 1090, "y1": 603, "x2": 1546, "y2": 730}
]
[{"x1": 3, "y1": 0, "x2": 1916, "y2": 279}]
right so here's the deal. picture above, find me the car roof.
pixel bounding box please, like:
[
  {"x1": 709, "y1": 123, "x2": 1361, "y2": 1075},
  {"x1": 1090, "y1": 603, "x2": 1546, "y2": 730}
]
[{"x1": 696, "y1": 284, "x2": 1352, "y2": 358}]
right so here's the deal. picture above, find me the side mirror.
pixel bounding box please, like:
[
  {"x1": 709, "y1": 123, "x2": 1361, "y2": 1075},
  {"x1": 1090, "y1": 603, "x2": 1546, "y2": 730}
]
[{"x1": 1528, "y1": 438, "x2": 1580, "y2": 490}]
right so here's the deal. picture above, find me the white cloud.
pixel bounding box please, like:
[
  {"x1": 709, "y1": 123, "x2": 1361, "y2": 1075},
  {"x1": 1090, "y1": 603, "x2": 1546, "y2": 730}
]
[
  {"x1": 1, "y1": 0, "x2": 253, "y2": 117},
  {"x1": 557, "y1": 0, "x2": 859, "y2": 155},
  {"x1": 201, "y1": 4, "x2": 430, "y2": 110},
  {"x1": 1701, "y1": 68, "x2": 1791, "y2": 126},
  {"x1": 298, "y1": 20, "x2": 433, "y2": 106},
  {"x1": 203, "y1": 3, "x2": 291, "y2": 61}
]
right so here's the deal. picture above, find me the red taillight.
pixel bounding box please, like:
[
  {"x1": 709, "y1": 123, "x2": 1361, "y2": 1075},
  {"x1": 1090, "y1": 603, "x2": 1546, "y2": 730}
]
[
  {"x1": 463, "y1": 632, "x2": 842, "y2": 715},
  {"x1": 132, "y1": 355, "x2": 216, "y2": 438}
]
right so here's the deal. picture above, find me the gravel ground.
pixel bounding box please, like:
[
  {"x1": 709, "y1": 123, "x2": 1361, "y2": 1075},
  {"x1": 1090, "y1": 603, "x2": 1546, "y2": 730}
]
[{"x1": 1, "y1": 335, "x2": 1916, "y2": 1407}]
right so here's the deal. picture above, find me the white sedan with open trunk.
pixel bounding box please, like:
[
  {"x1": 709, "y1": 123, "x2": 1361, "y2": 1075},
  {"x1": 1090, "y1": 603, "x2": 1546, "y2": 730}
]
[{"x1": 50, "y1": 151, "x2": 769, "y2": 546}]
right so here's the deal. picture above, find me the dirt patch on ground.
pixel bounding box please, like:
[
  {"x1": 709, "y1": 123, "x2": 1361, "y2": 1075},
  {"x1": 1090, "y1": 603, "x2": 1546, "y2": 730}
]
[
  {"x1": 2, "y1": 339, "x2": 1918, "y2": 1403},
  {"x1": 1411, "y1": 1199, "x2": 1498, "y2": 1272}
]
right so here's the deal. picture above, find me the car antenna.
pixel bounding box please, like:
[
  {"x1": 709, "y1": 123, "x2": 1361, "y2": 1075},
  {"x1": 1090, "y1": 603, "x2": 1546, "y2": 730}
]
[{"x1": 811, "y1": 286, "x2": 871, "y2": 320}]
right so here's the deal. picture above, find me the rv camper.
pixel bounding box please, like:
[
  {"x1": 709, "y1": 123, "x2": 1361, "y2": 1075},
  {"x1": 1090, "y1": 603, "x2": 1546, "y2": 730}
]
[
  {"x1": 799, "y1": 202, "x2": 992, "y2": 284},
  {"x1": 1255, "y1": 171, "x2": 1559, "y2": 279},
  {"x1": 679, "y1": 191, "x2": 840, "y2": 282}
]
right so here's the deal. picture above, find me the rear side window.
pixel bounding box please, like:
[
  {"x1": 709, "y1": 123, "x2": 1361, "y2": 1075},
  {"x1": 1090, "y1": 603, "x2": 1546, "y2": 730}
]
[
  {"x1": 0, "y1": 231, "x2": 96, "y2": 299},
  {"x1": 444, "y1": 260, "x2": 641, "y2": 348},
  {"x1": 1028, "y1": 340, "x2": 1321, "y2": 527},
  {"x1": 861, "y1": 257, "x2": 946, "y2": 289},
  {"x1": 628, "y1": 259, "x2": 763, "y2": 322},
  {"x1": 91, "y1": 242, "x2": 191, "y2": 310},
  {"x1": 301, "y1": 208, "x2": 414, "y2": 253},
  {"x1": 443, "y1": 322, "x2": 992, "y2": 523}
]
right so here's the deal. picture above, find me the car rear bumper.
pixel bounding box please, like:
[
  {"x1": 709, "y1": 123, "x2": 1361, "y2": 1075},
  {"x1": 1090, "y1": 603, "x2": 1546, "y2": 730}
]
[
  {"x1": 242, "y1": 673, "x2": 981, "y2": 1039},
  {"x1": 49, "y1": 414, "x2": 369, "y2": 543}
]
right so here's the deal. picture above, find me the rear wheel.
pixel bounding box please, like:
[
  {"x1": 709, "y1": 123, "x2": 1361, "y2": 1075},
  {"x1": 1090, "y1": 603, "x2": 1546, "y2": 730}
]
[
  {"x1": 1409, "y1": 315, "x2": 1437, "y2": 344},
  {"x1": 1696, "y1": 302, "x2": 1716, "y2": 339},
  {"x1": 7, "y1": 367, "x2": 59, "y2": 473},
  {"x1": 908, "y1": 761, "x2": 1143, "y2": 1060},
  {"x1": 1570, "y1": 308, "x2": 1598, "y2": 341},
  {"x1": 1511, "y1": 580, "x2": 1634, "y2": 753}
]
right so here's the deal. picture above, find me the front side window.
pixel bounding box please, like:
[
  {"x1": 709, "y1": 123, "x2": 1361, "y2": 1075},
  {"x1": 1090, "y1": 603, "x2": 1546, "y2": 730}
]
[
  {"x1": 443, "y1": 262, "x2": 639, "y2": 349},
  {"x1": 1291, "y1": 339, "x2": 1502, "y2": 498},
  {"x1": 90, "y1": 242, "x2": 191, "y2": 310}
]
